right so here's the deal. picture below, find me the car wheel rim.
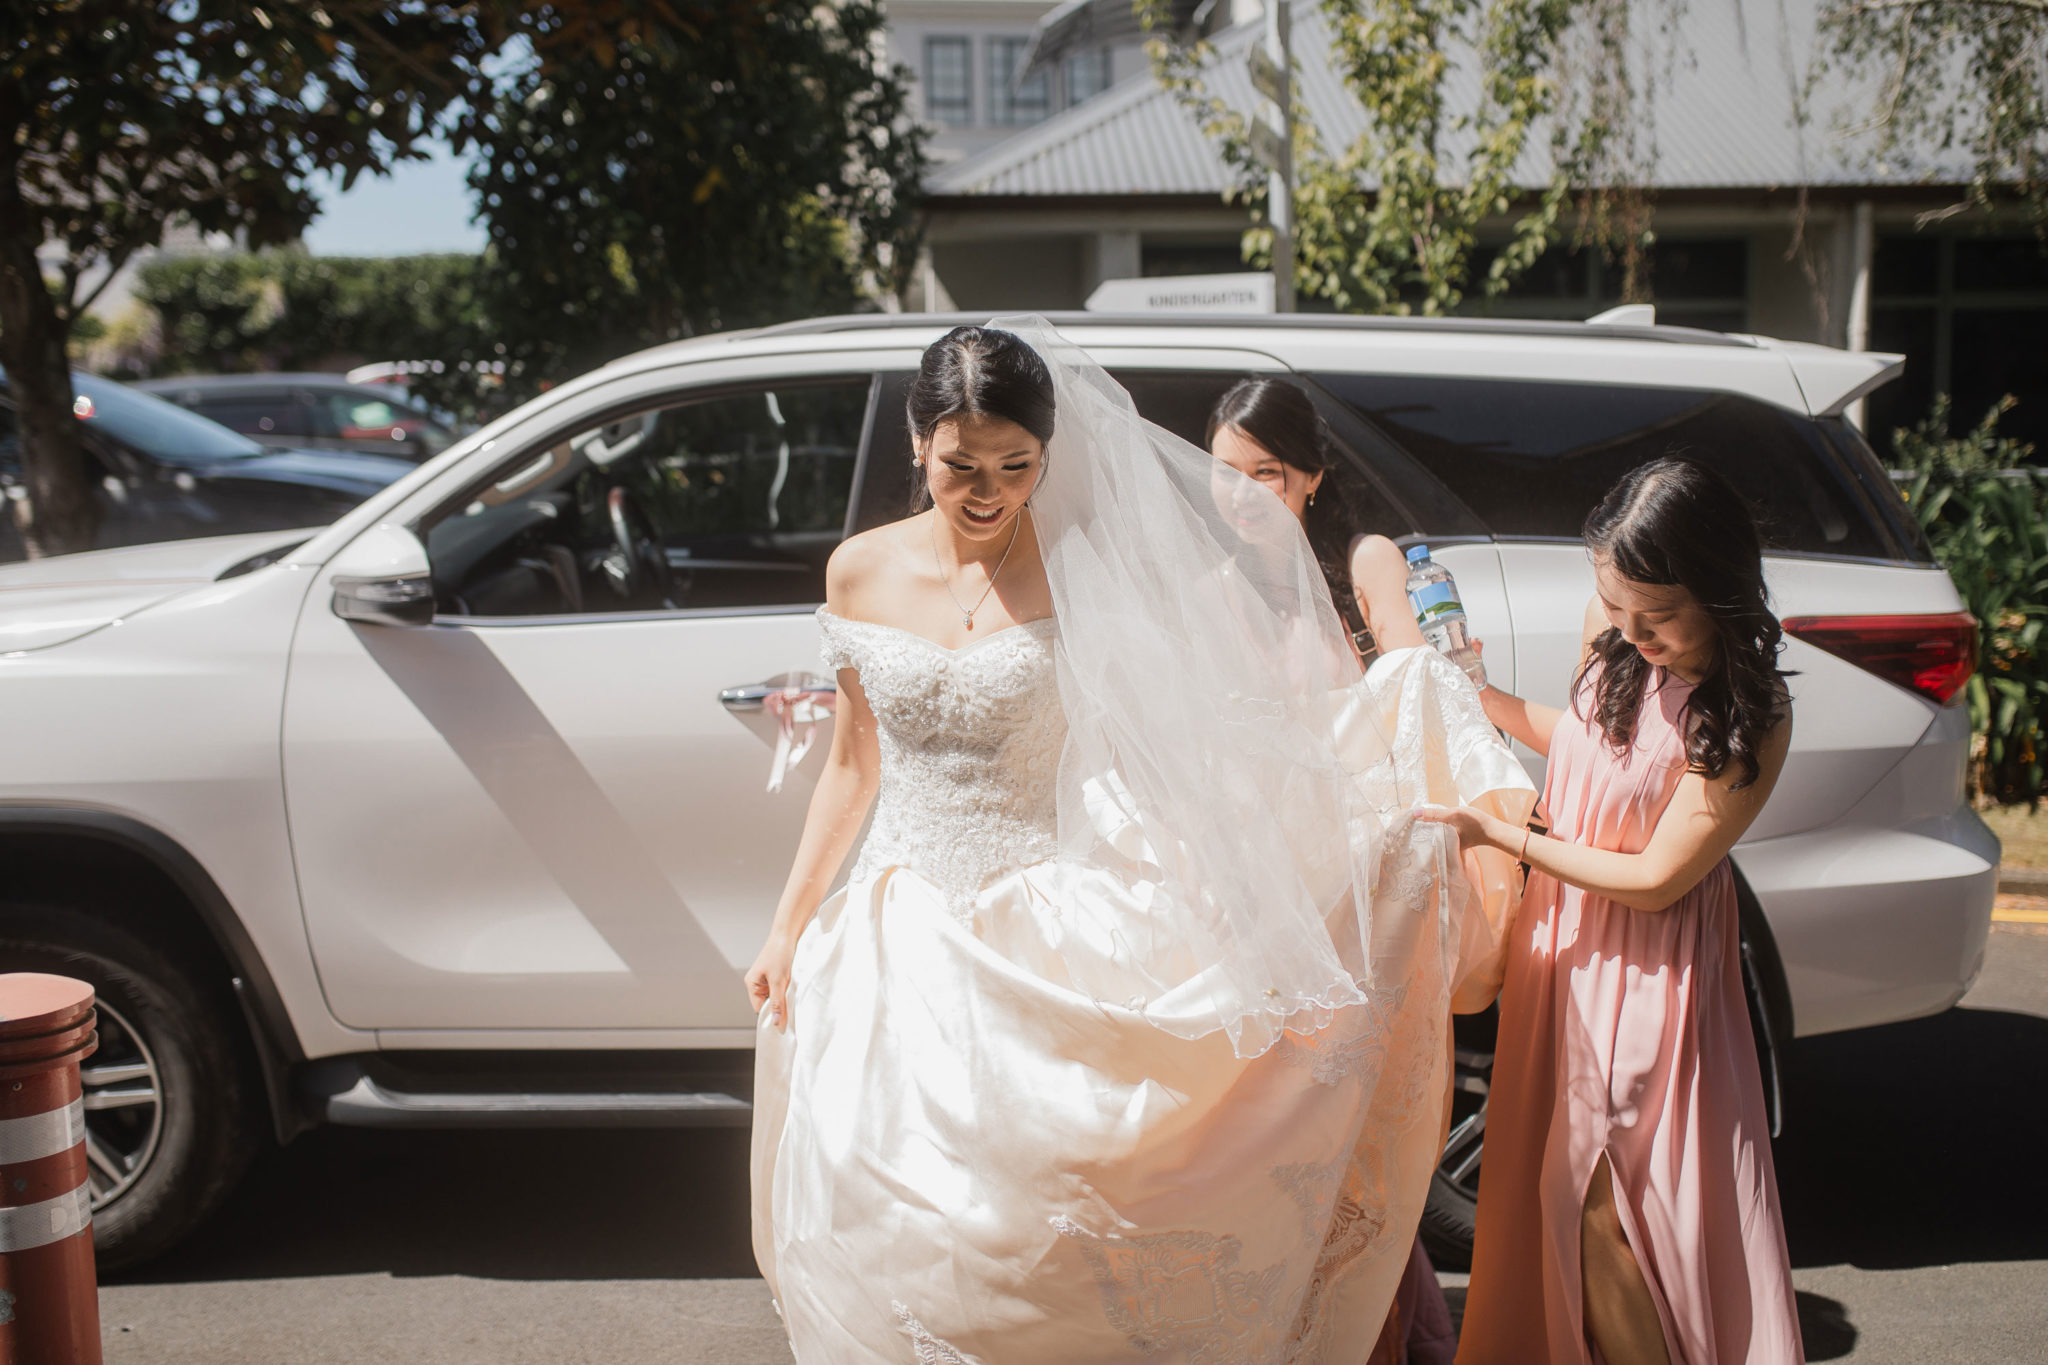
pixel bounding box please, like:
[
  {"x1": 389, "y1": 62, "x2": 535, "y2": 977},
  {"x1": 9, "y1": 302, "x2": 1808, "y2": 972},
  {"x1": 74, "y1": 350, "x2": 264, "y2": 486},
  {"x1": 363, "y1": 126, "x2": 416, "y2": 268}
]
[
  {"x1": 79, "y1": 1000, "x2": 164, "y2": 1209},
  {"x1": 1437, "y1": 1044, "x2": 1491, "y2": 1200}
]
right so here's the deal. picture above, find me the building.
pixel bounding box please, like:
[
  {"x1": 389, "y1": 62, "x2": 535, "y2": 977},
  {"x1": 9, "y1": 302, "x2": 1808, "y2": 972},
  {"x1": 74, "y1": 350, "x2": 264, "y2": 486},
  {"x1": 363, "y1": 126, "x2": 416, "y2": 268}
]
[
  {"x1": 908, "y1": 0, "x2": 2048, "y2": 453},
  {"x1": 883, "y1": 1, "x2": 1158, "y2": 165}
]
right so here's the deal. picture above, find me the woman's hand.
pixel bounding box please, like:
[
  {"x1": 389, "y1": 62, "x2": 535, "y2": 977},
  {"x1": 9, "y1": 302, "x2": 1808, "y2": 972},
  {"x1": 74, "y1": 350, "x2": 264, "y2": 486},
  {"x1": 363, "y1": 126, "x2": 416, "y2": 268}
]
[
  {"x1": 745, "y1": 933, "x2": 799, "y2": 1032},
  {"x1": 1414, "y1": 802, "x2": 1511, "y2": 853}
]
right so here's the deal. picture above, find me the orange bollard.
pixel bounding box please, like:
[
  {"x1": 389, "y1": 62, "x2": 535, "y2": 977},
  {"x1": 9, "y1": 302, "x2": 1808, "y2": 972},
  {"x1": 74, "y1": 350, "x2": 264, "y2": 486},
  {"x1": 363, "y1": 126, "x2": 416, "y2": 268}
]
[{"x1": 0, "y1": 974, "x2": 101, "y2": 1365}]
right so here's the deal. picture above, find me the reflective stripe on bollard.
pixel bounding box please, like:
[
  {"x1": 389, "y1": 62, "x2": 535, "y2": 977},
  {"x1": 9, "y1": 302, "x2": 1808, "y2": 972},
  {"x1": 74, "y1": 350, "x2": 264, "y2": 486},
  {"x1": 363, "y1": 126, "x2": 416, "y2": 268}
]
[{"x1": 0, "y1": 974, "x2": 102, "y2": 1365}]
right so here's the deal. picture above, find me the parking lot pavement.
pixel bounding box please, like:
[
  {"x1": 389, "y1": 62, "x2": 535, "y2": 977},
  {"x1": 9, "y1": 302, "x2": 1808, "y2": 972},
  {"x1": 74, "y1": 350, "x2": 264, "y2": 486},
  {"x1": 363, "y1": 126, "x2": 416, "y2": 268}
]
[
  {"x1": 1771, "y1": 919, "x2": 2048, "y2": 1364},
  {"x1": 100, "y1": 924, "x2": 2048, "y2": 1362},
  {"x1": 99, "y1": 1126, "x2": 793, "y2": 1364}
]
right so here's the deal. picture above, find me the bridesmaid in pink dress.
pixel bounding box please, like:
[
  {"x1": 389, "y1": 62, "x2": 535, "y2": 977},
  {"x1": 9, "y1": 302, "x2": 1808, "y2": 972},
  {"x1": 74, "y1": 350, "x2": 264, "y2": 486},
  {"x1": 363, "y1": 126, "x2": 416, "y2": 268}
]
[{"x1": 1417, "y1": 458, "x2": 1804, "y2": 1365}]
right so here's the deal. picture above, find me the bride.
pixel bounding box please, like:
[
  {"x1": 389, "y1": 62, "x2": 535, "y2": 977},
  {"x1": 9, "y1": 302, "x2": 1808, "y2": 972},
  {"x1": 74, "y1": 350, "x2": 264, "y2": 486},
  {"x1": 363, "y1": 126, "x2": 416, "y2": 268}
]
[{"x1": 746, "y1": 319, "x2": 1534, "y2": 1362}]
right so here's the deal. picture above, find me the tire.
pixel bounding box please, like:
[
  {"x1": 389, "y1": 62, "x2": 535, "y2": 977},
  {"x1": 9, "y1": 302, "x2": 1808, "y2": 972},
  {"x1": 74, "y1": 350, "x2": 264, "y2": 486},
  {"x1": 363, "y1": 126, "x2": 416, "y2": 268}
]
[
  {"x1": 1419, "y1": 1007, "x2": 1495, "y2": 1271},
  {"x1": 0, "y1": 904, "x2": 264, "y2": 1270}
]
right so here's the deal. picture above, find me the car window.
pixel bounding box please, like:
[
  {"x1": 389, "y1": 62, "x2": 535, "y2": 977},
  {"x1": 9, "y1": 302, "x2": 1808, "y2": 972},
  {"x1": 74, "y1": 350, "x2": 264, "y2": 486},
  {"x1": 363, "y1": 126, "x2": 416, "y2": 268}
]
[
  {"x1": 858, "y1": 369, "x2": 1427, "y2": 539},
  {"x1": 317, "y1": 391, "x2": 452, "y2": 452},
  {"x1": 427, "y1": 377, "x2": 873, "y2": 617},
  {"x1": 1314, "y1": 373, "x2": 1910, "y2": 560},
  {"x1": 70, "y1": 375, "x2": 266, "y2": 464},
  {"x1": 189, "y1": 395, "x2": 312, "y2": 440}
]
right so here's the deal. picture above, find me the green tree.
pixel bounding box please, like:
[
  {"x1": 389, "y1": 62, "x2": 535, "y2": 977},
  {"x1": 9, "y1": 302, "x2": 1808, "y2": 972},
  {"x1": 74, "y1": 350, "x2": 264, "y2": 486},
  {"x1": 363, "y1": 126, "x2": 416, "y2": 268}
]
[
  {"x1": 1894, "y1": 395, "x2": 2048, "y2": 801},
  {"x1": 459, "y1": 0, "x2": 926, "y2": 396},
  {"x1": 1818, "y1": 1, "x2": 2048, "y2": 233},
  {"x1": 0, "y1": 1, "x2": 497, "y2": 557},
  {"x1": 135, "y1": 250, "x2": 500, "y2": 418},
  {"x1": 1143, "y1": 0, "x2": 1648, "y2": 314}
]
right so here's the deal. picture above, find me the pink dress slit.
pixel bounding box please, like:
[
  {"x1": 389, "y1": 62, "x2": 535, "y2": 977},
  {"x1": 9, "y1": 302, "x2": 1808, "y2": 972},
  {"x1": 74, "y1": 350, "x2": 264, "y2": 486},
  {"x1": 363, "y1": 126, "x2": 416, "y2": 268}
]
[{"x1": 1455, "y1": 670, "x2": 1803, "y2": 1365}]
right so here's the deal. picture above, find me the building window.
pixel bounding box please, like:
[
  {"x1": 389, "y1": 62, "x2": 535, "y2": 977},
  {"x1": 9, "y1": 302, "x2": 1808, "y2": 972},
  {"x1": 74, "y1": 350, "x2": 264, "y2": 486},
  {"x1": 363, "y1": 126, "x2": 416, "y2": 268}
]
[
  {"x1": 924, "y1": 36, "x2": 973, "y2": 125},
  {"x1": 1063, "y1": 48, "x2": 1113, "y2": 107},
  {"x1": 988, "y1": 37, "x2": 1051, "y2": 127},
  {"x1": 1866, "y1": 233, "x2": 2048, "y2": 460}
]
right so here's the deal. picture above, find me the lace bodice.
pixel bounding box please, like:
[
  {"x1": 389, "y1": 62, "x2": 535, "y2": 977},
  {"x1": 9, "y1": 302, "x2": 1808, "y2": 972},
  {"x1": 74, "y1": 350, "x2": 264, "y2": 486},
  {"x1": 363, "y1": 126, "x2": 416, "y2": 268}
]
[{"x1": 818, "y1": 607, "x2": 1065, "y2": 914}]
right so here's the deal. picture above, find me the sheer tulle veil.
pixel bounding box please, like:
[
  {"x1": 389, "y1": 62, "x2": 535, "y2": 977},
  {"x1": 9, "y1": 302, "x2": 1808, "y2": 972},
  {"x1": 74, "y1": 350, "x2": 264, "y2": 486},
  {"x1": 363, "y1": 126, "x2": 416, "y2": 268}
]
[{"x1": 992, "y1": 314, "x2": 1422, "y2": 1058}]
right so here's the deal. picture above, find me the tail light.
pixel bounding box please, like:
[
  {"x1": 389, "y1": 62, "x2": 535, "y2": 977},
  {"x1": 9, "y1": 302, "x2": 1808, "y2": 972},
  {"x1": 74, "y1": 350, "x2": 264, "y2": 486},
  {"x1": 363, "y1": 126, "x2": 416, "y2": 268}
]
[{"x1": 1781, "y1": 612, "x2": 1978, "y2": 705}]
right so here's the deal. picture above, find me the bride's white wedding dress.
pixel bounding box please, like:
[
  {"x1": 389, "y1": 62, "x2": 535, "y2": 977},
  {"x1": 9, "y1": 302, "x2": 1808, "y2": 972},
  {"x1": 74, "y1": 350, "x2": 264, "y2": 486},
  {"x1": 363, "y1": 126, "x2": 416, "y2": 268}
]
[{"x1": 751, "y1": 606, "x2": 1533, "y2": 1363}]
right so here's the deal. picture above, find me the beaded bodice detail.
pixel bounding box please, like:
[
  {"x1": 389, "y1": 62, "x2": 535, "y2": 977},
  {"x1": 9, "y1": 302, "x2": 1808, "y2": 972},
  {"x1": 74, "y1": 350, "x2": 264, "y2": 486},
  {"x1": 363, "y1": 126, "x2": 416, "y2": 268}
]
[{"x1": 817, "y1": 608, "x2": 1065, "y2": 914}]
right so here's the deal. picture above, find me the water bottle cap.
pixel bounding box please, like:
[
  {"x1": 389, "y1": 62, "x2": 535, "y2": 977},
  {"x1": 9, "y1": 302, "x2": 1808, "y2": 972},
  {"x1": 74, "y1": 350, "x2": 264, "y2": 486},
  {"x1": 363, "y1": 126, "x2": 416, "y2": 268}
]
[{"x1": 1405, "y1": 544, "x2": 1430, "y2": 563}]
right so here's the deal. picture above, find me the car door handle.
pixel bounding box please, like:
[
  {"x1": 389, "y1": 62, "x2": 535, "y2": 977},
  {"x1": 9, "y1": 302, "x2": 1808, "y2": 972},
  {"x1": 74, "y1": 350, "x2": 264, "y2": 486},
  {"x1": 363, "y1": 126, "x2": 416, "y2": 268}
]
[{"x1": 719, "y1": 679, "x2": 838, "y2": 712}]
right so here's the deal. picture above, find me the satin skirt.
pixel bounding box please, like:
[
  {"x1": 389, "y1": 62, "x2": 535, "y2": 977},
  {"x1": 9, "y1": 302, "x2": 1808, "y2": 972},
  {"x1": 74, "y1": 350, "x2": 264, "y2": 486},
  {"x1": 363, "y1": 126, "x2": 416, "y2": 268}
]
[{"x1": 752, "y1": 649, "x2": 1538, "y2": 1363}]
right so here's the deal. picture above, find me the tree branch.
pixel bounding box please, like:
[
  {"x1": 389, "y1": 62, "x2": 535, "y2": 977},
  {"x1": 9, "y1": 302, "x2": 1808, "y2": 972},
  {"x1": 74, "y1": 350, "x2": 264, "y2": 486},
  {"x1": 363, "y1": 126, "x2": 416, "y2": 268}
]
[{"x1": 1840, "y1": 0, "x2": 2048, "y2": 13}]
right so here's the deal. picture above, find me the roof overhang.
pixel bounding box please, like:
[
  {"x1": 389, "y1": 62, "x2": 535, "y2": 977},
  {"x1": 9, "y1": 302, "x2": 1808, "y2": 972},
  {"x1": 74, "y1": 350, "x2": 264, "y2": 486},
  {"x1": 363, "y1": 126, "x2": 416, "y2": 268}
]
[{"x1": 1020, "y1": 0, "x2": 1207, "y2": 79}]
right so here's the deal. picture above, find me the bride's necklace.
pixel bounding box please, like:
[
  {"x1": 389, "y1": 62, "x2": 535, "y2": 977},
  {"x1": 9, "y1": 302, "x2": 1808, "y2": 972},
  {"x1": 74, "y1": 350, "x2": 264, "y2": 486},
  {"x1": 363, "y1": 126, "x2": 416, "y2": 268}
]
[{"x1": 932, "y1": 510, "x2": 1022, "y2": 630}]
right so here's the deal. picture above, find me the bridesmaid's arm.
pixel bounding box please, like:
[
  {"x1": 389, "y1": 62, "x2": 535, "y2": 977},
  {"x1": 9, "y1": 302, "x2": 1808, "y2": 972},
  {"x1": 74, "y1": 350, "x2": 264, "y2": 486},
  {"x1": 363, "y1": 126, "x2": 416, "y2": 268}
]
[
  {"x1": 1418, "y1": 713, "x2": 1793, "y2": 912},
  {"x1": 1477, "y1": 594, "x2": 1607, "y2": 756},
  {"x1": 1475, "y1": 680, "x2": 1564, "y2": 757},
  {"x1": 1348, "y1": 535, "x2": 1426, "y2": 654}
]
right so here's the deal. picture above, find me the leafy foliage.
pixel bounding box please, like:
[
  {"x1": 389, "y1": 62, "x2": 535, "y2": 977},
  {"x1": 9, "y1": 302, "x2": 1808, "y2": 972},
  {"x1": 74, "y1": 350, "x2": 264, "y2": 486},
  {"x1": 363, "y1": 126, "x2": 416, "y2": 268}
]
[
  {"x1": 1894, "y1": 395, "x2": 2048, "y2": 803},
  {"x1": 133, "y1": 250, "x2": 503, "y2": 420},
  {"x1": 1818, "y1": 0, "x2": 2048, "y2": 233},
  {"x1": 0, "y1": 0, "x2": 495, "y2": 556},
  {"x1": 1139, "y1": 0, "x2": 1658, "y2": 314},
  {"x1": 456, "y1": 0, "x2": 925, "y2": 396}
]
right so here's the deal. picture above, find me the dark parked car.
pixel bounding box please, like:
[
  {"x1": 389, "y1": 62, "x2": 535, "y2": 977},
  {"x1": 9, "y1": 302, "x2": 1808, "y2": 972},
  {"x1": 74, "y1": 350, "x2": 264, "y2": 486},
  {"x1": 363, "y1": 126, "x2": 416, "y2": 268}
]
[
  {"x1": 0, "y1": 371, "x2": 415, "y2": 561},
  {"x1": 133, "y1": 373, "x2": 458, "y2": 461}
]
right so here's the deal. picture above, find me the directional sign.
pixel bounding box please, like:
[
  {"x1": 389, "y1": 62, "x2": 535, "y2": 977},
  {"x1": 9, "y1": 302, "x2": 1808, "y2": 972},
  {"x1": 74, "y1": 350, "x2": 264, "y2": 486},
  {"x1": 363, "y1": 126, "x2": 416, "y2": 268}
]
[
  {"x1": 1248, "y1": 44, "x2": 1285, "y2": 108},
  {"x1": 1249, "y1": 115, "x2": 1288, "y2": 174},
  {"x1": 1084, "y1": 272, "x2": 1277, "y2": 315}
]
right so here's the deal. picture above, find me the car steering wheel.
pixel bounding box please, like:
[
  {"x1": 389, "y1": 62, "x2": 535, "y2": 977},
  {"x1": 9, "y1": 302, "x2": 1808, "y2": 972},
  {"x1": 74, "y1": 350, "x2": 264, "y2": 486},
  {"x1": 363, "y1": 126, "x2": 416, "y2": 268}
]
[{"x1": 603, "y1": 485, "x2": 679, "y2": 608}]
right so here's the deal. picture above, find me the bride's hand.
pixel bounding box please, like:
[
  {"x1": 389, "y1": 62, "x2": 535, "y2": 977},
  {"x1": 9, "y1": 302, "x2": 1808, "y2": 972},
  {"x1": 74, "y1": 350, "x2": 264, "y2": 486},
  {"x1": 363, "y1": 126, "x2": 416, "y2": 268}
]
[
  {"x1": 1413, "y1": 802, "x2": 1502, "y2": 852},
  {"x1": 746, "y1": 933, "x2": 798, "y2": 1032}
]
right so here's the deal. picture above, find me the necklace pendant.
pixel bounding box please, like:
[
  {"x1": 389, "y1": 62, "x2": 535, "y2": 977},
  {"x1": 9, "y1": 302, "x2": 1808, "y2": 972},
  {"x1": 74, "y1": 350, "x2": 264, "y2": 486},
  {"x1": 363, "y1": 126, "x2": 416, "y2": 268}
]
[{"x1": 963, "y1": 612, "x2": 975, "y2": 629}]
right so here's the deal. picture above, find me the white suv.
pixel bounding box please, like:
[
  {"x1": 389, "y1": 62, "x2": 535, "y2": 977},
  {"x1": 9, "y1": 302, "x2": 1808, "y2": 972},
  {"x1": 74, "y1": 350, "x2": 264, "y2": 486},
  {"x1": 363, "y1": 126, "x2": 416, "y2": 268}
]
[{"x1": 0, "y1": 313, "x2": 1997, "y2": 1267}]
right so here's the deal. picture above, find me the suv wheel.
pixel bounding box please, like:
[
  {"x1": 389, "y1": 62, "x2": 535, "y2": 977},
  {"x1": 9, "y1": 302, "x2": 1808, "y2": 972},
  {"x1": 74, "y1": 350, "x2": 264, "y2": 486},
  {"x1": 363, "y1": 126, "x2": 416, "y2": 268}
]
[
  {"x1": 1419, "y1": 1007, "x2": 1495, "y2": 1270},
  {"x1": 0, "y1": 906, "x2": 262, "y2": 1270}
]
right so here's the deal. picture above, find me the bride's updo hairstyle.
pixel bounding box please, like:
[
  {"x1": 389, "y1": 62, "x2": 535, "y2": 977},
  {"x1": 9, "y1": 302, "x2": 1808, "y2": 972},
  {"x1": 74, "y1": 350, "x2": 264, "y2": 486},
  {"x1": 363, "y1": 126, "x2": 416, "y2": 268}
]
[
  {"x1": 1576, "y1": 457, "x2": 1789, "y2": 790},
  {"x1": 906, "y1": 325, "x2": 1056, "y2": 511}
]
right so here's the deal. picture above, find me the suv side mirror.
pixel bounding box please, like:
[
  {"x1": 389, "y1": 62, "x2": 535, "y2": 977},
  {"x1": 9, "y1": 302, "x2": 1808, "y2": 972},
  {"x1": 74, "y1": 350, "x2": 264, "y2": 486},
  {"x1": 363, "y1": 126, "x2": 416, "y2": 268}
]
[{"x1": 331, "y1": 522, "x2": 435, "y2": 627}]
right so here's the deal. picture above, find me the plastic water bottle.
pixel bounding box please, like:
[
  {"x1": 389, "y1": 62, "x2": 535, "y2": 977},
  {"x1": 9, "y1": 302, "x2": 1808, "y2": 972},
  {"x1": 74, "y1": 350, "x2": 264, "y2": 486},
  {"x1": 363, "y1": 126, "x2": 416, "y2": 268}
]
[{"x1": 1405, "y1": 543, "x2": 1487, "y2": 688}]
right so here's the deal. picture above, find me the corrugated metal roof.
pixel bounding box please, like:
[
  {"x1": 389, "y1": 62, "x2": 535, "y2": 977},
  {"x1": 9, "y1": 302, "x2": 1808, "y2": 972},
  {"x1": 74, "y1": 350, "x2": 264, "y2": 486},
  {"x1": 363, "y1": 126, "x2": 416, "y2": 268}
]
[{"x1": 928, "y1": 0, "x2": 1967, "y2": 198}]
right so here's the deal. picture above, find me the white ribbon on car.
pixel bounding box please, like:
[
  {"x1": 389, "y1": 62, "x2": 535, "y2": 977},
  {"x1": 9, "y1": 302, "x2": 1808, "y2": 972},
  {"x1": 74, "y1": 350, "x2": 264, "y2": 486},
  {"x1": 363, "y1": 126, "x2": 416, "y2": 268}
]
[{"x1": 762, "y1": 676, "x2": 837, "y2": 793}]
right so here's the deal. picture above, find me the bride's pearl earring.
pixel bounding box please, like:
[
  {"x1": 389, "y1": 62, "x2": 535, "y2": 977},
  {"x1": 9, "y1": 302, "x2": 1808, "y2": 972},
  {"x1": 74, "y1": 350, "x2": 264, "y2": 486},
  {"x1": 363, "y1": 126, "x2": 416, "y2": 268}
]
[{"x1": 913, "y1": 455, "x2": 924, "y2": 468}]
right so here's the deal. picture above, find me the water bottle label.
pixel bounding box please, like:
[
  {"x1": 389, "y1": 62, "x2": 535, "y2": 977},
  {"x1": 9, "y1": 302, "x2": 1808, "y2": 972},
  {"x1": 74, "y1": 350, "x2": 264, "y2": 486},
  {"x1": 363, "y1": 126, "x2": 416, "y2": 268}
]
[{"x1": 1409, "y1": 580, "x2": 1464, "y2": 624}]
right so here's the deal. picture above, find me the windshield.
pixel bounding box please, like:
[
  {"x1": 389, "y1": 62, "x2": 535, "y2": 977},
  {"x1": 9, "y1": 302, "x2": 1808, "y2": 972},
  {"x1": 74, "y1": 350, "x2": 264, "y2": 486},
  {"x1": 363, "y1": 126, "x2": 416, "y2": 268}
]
[{"x1": 72, "y1": 373, "x2": 265, "y2": 465}]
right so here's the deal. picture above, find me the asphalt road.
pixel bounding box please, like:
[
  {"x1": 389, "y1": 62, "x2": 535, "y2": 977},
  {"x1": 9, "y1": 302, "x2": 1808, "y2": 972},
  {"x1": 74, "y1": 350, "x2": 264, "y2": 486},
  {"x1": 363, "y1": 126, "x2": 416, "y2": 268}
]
[{"x1": 99, "y1": 922, "x2": 2048, "y2": 1363}]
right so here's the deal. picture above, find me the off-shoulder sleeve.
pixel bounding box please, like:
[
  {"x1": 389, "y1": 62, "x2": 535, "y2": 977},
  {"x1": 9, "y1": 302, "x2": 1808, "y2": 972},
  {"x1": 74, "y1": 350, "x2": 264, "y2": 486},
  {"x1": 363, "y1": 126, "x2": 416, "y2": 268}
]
[{"x1": 816, "y1": 607, "x2": 859, "y2": 675}]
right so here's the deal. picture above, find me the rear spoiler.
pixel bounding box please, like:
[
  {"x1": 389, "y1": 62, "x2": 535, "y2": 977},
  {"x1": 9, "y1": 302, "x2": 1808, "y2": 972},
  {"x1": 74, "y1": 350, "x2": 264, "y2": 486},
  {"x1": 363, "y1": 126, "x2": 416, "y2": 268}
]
[{"x1": 1773, "y1": 340, "x2": 1907, "y2": 417}]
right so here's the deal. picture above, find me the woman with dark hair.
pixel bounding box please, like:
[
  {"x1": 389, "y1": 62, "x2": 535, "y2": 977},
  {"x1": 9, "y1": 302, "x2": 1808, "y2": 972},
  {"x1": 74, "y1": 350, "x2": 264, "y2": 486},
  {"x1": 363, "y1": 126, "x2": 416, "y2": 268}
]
[
  {"x1": 1205, "y1": 376, "x2": 1423, "y2": 663},
  {"x1": 1418, "y1": 458, "x2": 1803, "y2": 1364},
  {"x1": 744, "y1": 322, "x2": 1535, "y2": 1360},
  {"x1": 1207, "y1": 377, "x2": 1456, "y2": 1365}
]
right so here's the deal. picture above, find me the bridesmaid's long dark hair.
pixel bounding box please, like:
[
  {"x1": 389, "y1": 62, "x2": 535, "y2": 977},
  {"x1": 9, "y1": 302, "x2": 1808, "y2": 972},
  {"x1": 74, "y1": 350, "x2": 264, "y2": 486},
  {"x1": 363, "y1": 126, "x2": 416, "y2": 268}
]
[
  {"x1": 1205, "y1": 377, "x2": 1362, "y2": 629},
  {"x1": 1576, "y1": 458, "x2": 1790, "y2": 790}
]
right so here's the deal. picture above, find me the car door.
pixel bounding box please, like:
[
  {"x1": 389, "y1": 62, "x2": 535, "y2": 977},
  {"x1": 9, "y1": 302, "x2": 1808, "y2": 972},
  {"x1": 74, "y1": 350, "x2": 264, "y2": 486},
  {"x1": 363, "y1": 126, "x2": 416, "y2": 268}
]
[{"x1": 281, "y1": 354, "x2": 905, "y2": 1037}]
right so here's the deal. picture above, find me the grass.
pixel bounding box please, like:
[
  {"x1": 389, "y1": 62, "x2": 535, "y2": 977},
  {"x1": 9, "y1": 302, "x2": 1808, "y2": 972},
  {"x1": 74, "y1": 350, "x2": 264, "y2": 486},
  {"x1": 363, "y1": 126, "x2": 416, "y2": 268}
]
[{"x1": 1981, "y1": 803, "x2": 2048, "y2": 868}]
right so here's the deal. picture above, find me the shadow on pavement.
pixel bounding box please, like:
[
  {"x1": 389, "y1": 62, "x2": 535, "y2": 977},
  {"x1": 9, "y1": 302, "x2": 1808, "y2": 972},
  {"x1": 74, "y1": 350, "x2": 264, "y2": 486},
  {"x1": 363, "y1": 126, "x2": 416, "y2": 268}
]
[
  {"x1": 106, "y1": 1127, "x2": 758, "y2": 1284},
  {"x1": 1796, "y1": 1291, "x2": 1857, "y2": 1361},
  {"x1": 110, "y1": 1003, "x2": 2045, "y2": 1292},
  {"x1": 1774, "y1": 1004, "x2": 2048, "y2": 1270}
]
